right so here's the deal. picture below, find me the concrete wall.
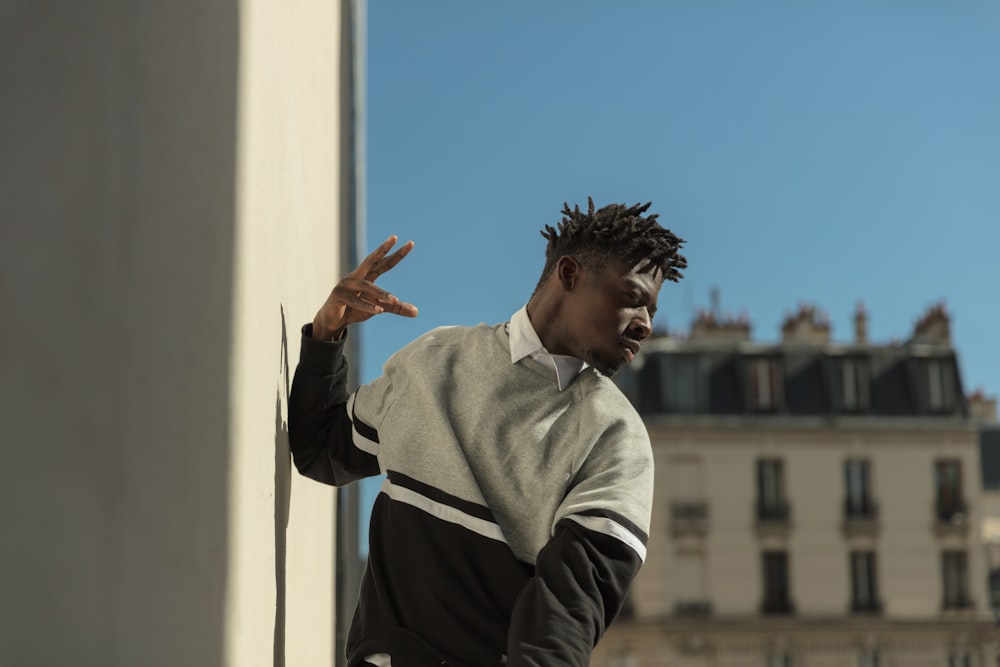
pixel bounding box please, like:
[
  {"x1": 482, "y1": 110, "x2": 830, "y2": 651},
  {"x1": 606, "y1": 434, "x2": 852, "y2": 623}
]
[{"x1": 0, "y1": 2, "x2": 355, "y2": 664}]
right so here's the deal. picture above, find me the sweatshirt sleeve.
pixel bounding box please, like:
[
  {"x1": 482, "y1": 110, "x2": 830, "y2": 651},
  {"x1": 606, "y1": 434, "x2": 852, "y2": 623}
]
[
  {"x1": 505, "y1": 518, "x2": 644, "y2": 666},
  {"x1": 506, "y1": 409, "x2": 653, "y2": 666},
  {"x1": 287, "y1": 324, "x2": 382, "y2": 485}
]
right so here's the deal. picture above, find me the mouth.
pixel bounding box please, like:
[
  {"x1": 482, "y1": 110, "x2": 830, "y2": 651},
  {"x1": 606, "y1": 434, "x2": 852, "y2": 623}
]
[{"x1": 620, "y1": 338, "x2": 640, "y2": 363}]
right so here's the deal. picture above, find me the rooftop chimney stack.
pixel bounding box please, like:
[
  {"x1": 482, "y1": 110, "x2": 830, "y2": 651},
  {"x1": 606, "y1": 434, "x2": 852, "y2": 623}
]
[
  {"x1": 969, "y1": 389, "x2": 999, "y2": 424},
  {"x1": 689, "y1": 310, "x2": 752, "y2": 342},
  {"x1": 911, "y1": 302, "x2": 951, "y2": 346},
  {"x1": 689, "y1": 289, "x2": 752, "y2": 343},
  {"x1": 854, "y1": 300, "x2": 868, "y2": 345},
  {"x1": 781, "y1": 303, "x2": 830, "y2": 345}
]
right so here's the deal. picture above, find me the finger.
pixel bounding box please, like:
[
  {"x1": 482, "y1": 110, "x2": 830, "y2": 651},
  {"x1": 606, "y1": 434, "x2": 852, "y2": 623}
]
[
  {"x1": 347, "y1": 293, "x2": 385, "y2": 315},
  {"x1": 335, "y1": 277, "x2": 400, "y2": 305},
  {"x1": 376, "y1": 298, "x2": 419, "y2": 318},
  {"x1": 330, "y1": 279, "x2": 388, "y2": 314},
  {"x1": 367, "y1": 240, "x2": 414, "y2": 280},
  {"x1": 351, "y1": 235, "x2": 400, "y2": 278},
  {"x1": 333, "y1": 287, "x2": 415, "y2": 318}
]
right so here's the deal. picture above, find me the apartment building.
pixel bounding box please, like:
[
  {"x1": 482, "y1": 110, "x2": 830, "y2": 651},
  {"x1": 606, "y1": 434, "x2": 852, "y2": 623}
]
[
  {"x1": 975, "y1": 394, "x2": 1000, "y2": 626},
  {"x1": 593, "y1": 303, "x2": 994, "y2": 667}
]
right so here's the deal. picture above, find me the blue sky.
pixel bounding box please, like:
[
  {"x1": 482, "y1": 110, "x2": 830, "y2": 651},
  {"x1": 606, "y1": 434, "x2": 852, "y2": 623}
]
[
  {"x1": 355, "y1": 1, "x2": 1000, "y2": 541},
  {"x1": 362, "y1": 1, "x2": 999, "y2": 396}
]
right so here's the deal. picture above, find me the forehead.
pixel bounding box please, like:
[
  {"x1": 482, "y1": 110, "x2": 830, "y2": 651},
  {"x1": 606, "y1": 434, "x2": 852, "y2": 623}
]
[
  {"x1": 614, "y1": 259, "x2": 665, "y2": 292},
  {"x1": 582, "y1": 259, "x2": 664, "y2": 303}
]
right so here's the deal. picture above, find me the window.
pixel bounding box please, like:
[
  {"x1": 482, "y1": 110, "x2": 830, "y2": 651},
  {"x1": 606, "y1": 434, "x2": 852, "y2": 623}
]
[
  {"x1": 850, "y1": 551, "x2": 880, "y2": 612},
  {"x1": 608, "y1": 652, "x2": 638, "y2": 667},
  {"x1": 748, "y1": 357, "x2": 782, "y2": 411},
  {"x1": 989, "y1": 568, "x2": 1000, "y2": 609},
  {"x1": 858, "y1": 650, "x2": 880, "y2": 667},
  {"x1": 924, "y1": 358, "x2": 956, "y2": 412},
  {"x1": 762, "y1": 551, "x2": 792, "y2": 613},
  {"x1": 942, "y1": 551, "x2": 971, "y2": 609},
  {"x1": 948, "y1": 653, "x2": 972, "y2": 667},
  {"x1": 660, "y1": 354, "x2": 703, "y2": 413},
  {"x1": 844, "y1": 459, "x2": 875, "y2": 519},
  {"x1": 673, "y1": 549, "x2": 709, "y2": 615},
  {"x1": 767, "y1": 653, "x2": 792, "y2": 667},
  {"x1": 671, "y1": 501, "x2": 708, "y2": 521},
  {"x1": 757, "y1": 459, "x2": 789, "y2": 522},
  {"x1": 935, "y1": 460, "x2": 965, "y2": 522},
  {"x1": 669, "y1": 457, "x2": 707, "y2": 533},
  {"x1": 840, "y1": 357, "x2": 870, "y2": 412}
]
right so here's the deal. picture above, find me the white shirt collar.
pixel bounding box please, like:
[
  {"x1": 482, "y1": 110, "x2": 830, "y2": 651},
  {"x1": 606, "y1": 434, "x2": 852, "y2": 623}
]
[{"x1": 508, "y1": 305, "x2": 589, "y2": 391}]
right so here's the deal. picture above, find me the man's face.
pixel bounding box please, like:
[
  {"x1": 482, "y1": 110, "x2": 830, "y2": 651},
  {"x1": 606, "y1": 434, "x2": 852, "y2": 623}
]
[{"x1": 560, "y1": 258, "x2": 664, "y2": 377}]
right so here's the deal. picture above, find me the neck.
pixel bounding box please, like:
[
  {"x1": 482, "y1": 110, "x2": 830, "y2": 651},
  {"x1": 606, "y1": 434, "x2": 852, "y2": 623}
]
[{"x1": 526, "y1": 290, "x2": 569, "y2": 356}]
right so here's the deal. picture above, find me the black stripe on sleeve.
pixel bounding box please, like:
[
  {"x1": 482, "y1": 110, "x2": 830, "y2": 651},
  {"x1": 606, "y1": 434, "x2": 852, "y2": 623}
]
[
  {"x1": 350, "y1": 398, "x2": 380, "y2": 444},
  {"x1": 574, "y1": 507, "x2": 648, "y2": 545}
]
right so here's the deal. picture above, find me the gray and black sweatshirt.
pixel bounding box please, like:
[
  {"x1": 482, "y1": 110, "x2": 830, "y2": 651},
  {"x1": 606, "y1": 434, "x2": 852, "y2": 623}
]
[{"x1": 288, "y1": 320, "x2": 654, "y2": 667}]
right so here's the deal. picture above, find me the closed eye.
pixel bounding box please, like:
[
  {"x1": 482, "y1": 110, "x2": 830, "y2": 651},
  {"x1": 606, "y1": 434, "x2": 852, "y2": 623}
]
[
  {"x1": 624, "y1": 291, "x2": 643, "y2": 307},
  {"x1": 624, "y1": 291, "x2": 657, "y2": 319}
]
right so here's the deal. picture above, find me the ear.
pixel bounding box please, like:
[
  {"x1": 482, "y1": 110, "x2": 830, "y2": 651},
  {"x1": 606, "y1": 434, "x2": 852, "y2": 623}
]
[{"x1": 556, "y1": 256, "x2": 581, "y2": 291}]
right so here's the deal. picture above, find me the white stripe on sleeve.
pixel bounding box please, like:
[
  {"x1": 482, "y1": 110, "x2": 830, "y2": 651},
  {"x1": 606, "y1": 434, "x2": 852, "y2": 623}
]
[
  {"x1": 565, "y1": 513, "x2": 647, "y2": 562},
  {"x1": 346, "y1": 392, "x2": 380, "y2": 457},
  {"x1": 381, "y1": 478, "x2": 508, "y2": 544}
]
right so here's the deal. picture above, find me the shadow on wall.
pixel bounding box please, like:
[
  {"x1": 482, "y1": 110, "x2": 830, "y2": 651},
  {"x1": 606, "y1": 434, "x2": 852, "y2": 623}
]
[
  {"x1": 0, "y1": 3, "x2": 239, "y2": 665},
  {"x1": 274, "y1": 307, "x2": 292, "y2": 667}
]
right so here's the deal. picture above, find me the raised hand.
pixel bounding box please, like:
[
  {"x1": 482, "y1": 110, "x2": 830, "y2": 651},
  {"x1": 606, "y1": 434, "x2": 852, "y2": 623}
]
[{"x1": 312, "y1": 235, "x2": 418, "y2": 341}]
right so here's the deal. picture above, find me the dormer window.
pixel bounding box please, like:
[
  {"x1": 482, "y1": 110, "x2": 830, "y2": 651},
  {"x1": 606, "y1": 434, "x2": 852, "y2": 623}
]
[
  {"x1": 924, "y1": 358, "x2": 956, "y2": 412},
  {"x1": 747, "y1": 357, "x2": 782, "y2": 412},
  {"x1": 659, "y1": 354, "x2": 705, "y2": 413},
  {"x1": 840, "y1": 357, "x2": 870, "y2": 412}
]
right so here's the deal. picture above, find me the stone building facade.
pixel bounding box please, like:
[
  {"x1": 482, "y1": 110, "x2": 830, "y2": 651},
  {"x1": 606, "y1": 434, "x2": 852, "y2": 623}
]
[{"x1": 593, "y1": 304, "x2": 995, "y2": 667}]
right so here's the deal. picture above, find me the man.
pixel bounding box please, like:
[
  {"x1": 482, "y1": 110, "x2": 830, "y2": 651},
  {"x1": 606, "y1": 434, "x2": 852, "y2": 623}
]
[{"x1": 288, "y1": 198, "x2": 686, "y2": 666}]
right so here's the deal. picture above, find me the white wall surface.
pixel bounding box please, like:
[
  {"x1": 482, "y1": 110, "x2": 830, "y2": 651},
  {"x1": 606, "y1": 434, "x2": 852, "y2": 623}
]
[
  {"x1": 227, "y1": 1, "x2": 349, "y2": 664},
  {"x1": 0, "y1": 2, "x2": 353, "y2": 665}
]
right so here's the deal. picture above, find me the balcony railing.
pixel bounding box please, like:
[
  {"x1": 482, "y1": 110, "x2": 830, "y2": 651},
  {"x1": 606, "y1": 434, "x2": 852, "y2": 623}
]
[
  {"x1": 671, "y1": 501, "x2": 708, "y2": 521},
  {"x1": 936, "y1": 501, "x2": 968, "y2": 524},
  {"x1": 761, "y1": 598, "x2": 795, "y2": 615},
  {"x1": 844, "y1": 498, "x2": 879, "y2": 521},
  {"x1": 670, "y1": 501, "x2": 708, "y2": 536},
  {"x1": 942, "y1": 596, "x2": 974, "y2": 611},
  {"x1": 674, "y1": 601, "x2": 713, "y2": 617},
  {"x1": 850, "y1": 599, "x2": 883, "y2": 614},
  {"x1": 757, "y1": 501, "x2": 791, "y2": 523}
]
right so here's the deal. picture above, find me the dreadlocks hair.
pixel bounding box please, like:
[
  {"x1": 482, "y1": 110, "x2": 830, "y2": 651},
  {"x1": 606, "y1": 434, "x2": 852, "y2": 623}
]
[{"x1": 534, "y1": 197, "x2": 687, "y2": 292}]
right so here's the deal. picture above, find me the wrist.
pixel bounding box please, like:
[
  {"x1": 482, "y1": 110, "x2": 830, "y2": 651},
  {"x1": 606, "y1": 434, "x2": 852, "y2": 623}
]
[{"x1": 312, "y1": 318, "x2": 346, "y2": 342}]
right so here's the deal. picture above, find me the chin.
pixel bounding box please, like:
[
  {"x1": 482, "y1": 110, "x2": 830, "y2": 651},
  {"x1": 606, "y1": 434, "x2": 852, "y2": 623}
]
[{"x1": 587, "y1": 350, "x2": 621, "y2": 377}]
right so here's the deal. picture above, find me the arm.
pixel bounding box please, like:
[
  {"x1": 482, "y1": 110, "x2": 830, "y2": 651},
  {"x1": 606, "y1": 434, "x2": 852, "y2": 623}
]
[
  {"x1": 507, "y1": 416, "x2": 653, "y2": 666},
  {"x1": 287, "y1": 235, "x2": 418, "y2": 485},
  {"x1": 287, "y1": 325, "x2": 379, "y2": 485},
  {"x1": 506, "y1": 514, "x2": 644, "y2": 666}
]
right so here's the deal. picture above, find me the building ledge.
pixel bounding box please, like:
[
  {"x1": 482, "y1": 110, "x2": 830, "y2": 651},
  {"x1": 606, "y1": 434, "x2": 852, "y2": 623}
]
[{"x1": 643, "y1": 414, "x2": 976, "y2": 432}]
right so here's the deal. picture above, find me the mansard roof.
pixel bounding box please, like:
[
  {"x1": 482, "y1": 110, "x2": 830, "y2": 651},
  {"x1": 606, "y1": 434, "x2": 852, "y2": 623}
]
[{"x1": 616, "y1": 302, "x2": 969, "y2": 420}]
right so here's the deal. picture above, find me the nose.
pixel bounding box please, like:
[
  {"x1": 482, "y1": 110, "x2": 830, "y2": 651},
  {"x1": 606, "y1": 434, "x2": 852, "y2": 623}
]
[{"x1": 629, "y1": 308, "x2": 653, "y2": 340}]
